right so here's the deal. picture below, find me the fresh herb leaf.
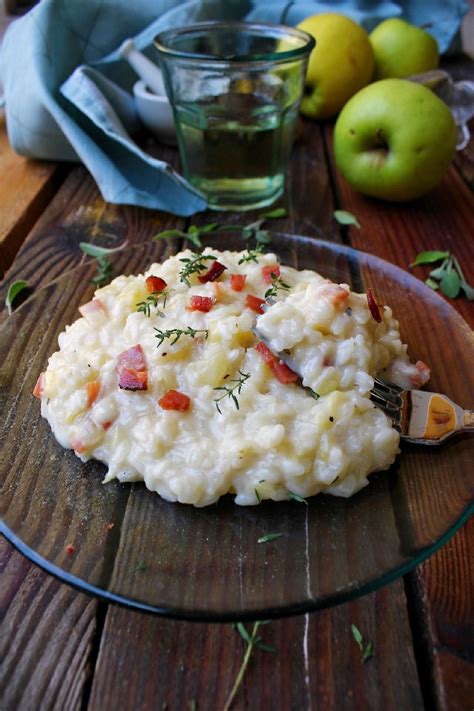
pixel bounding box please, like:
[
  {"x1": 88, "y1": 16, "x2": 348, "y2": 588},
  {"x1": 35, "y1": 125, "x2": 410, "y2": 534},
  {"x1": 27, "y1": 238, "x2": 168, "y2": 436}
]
[
  {"x1": 289, "y1": 492, "x2": 308, "y2": 504},
  {"x1": 255, "y1": 488, "x2": 262, "y2": 503},
  {"x1": 6, "y1": 280, "x2": 29, "y2": 315},
  {"x1": 425, "y1": 278, "x2": 439, "y2": 290},
  {"x1": 429, "y1": 265, "x2": 447, "y2": 280},
  {"x1": 262, "y1": 207, "x2": 287, "y2": 219},
  {"x1": 179, "y1": 253, "x2": 217, "y2": 286},
  {"x1": 351, "y1": 624, "x2": 363, "y2": 648},
  {"x1": 79, "y1": 242, "x2": 122, "y2": 258},
  {"x1": 257, "y1": 533, "x2": 283, "y2": 544},
  {"x1": 254, "y1": 229, "x2": 272, "y2": 245},
  {"x1": 460, "y1": 281, "x2": 474, "y2": 300},
  {"x1": 238, "y1": 246, "x2": 264, "y2": 264},
  {"x1": 154, "y1": 326, "x2": 209, "y2": 348},
  {"x1": 409, "y1": 250, "x2": 449, "y2": 267},
  {"x1": 154, "y1": 223, "x2": 219, "y2": 250},
  {"x1": 410, "y1": 250, "x2": 473, "y2": 300},
  {"x1": 213, "y1": 370, "x2": 251, "y2": 414},
  {"x1": 351, "y1": 624, "x2": 374, "y2": 663},
  {"x1": 136, "y1": 290, "x2": 169, "y2": 317},
  {"x1": 334, "y1": 210, "x2": 361, "y2": 229},
  {"x1": 440, "y1": 268, "x2": 461, "y2": 298},
  {"x1": 224, "y1": 621, "x2": 275, "y2": 711},
  {"x1": 79, "y1": 242, "x2": 117, "y2": 287},
  {"x1": 362, "y1": 641, "x2": 375, "y2": 662},
  {"x1": 90, "y1": 256, "x2": 112, "y2": 286},
  {"x1": 264, "y1": 272, "x2": 291, "y2": 299}
]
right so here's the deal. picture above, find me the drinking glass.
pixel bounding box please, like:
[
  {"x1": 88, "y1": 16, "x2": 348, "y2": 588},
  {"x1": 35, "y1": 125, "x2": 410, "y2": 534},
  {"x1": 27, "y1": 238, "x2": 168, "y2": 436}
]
[{"x1": 154, "y1": 22, "x2": 315, "y2": 211}]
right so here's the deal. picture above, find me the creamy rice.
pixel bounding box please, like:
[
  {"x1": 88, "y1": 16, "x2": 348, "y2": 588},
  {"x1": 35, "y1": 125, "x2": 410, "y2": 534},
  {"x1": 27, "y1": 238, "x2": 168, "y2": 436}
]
[{"x1": 34, "y1": 248, "x2": 428, "y2": 506}]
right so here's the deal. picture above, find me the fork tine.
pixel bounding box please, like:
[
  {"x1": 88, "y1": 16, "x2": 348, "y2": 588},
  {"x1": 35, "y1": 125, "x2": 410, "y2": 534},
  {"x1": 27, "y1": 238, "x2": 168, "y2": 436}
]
[{"x1": 373, "y1": 377, "x2": 403, "y2": 396}]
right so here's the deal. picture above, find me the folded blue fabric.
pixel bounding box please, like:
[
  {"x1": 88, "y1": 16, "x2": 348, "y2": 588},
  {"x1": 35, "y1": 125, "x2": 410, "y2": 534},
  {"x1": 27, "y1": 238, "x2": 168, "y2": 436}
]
[{"x1": 0, "y1": 0, "x2": 468, "y2": 215}]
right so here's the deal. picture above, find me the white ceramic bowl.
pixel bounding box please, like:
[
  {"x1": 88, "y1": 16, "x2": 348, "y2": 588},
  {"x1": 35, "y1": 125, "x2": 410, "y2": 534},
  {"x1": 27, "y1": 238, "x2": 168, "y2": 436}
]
[{"x1": 133, "y1": 80, "x2": 176, "y2": 145}]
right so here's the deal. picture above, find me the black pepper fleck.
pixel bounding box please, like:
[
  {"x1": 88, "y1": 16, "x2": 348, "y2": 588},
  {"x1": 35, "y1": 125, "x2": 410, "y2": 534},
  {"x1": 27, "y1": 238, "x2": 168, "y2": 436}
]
[{"x1": 329, "y1": 416, "x2": 334, "y2": 422}]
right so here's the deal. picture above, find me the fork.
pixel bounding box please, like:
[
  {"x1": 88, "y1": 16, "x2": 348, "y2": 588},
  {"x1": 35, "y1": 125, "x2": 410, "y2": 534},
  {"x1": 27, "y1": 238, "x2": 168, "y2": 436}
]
[
  {"x1": 253, "y1": 327, "x2": 473, "y2": 445},
  {"x1": 370, "y1": 377, "x2": 474, "y2": 445}
]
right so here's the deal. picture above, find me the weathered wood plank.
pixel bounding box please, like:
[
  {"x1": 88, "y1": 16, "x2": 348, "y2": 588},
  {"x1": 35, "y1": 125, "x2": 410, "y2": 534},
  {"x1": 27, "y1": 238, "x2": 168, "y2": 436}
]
[
  {"x1": 324, "y1": 122, "x2": 474, "y2": 710},
  {"x1": 0, "y1": 114, "x2": 67, "y2": 275},
  {"x1": 0, "y1": 535, "x2": 98, "y2": 710}
]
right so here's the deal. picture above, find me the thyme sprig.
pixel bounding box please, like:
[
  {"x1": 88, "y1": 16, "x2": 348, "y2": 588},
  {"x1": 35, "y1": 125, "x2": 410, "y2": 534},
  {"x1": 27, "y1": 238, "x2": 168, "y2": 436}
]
[
  {"x1": 238, "y1": 245, "x2": 264, "y2": 264},
  {"x1": 136, "y1": 290, "x2": 169, "y2": 318},
  {"x1": 154, "y1": 223, "x2": 219, "y2": 250},
  {"x1": 179, "y1": 254, "x2": 217, "y2": 286},
  {"x1": 80, "y1": 241, "x2": 123, "y2": 287},
  {"x1": 213, "y1": 370, "x2": 251, "y2": 414},
  {"x1": 264, "y1": 272, "x2": 291, "y2": 299},
  {"x1": 153, "y1": 208, "x2": 287, "y2": 262},
  {"x1": 410, "y1": 250, "x2": 473, "y2": 300},
  {"x1": 351, "y1": 624, "x2": 375, "y2": 663},
  {"x1": 223, "y1": 621, "x2": 274, "y2": 711},
  {"x1": 154, "y1": 326, "x2": 209, "y2": 348}
]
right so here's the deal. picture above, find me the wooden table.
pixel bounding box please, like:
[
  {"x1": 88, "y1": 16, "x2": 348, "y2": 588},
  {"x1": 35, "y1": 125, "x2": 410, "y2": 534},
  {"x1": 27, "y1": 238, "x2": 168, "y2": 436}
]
[{"x1": 1, "y1": 60, "x2": 473, "y2": 710}]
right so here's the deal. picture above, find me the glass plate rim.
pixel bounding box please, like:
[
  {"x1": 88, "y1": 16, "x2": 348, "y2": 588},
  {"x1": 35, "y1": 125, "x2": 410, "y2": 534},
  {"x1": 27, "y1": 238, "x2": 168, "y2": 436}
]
[{"x1": 1, "y1": 233, "x2": 473, "y2": 621}]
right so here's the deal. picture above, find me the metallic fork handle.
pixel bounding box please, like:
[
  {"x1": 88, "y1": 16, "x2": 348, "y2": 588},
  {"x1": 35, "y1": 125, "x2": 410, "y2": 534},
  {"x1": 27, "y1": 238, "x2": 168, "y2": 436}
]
[{"x1": 463, "y1": 410, "x2": 474, "y2": 431}]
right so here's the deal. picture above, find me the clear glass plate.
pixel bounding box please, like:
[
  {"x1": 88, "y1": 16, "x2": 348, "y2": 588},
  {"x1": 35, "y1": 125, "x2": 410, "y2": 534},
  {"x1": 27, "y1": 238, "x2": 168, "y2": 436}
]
[{"x1": 1, "y1": 233, "x2": 473, "y2": 621}]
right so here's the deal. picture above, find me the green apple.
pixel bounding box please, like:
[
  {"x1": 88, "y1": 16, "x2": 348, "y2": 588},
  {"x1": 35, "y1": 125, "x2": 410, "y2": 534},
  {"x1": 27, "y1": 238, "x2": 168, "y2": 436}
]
[
  {"x1": 333, "y1": 79, "x2": 457, "y2": 202},
  {"x1": 297, "y1": 13, "x2": 374, "y2": 119},
  {"x1": 369, "y1": 18, "x2": 439, "y2": 80}
]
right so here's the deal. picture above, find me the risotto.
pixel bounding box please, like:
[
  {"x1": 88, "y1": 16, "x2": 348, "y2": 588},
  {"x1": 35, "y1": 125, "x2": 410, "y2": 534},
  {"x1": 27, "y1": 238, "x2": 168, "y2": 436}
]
[{"x1": 33, "y1": 248, "x2": 429, "y2": 506}]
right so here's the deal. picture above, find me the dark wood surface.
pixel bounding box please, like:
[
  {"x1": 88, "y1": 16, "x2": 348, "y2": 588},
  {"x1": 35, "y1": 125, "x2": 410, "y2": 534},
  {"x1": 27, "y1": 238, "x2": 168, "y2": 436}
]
[{"x1": 1, "y1": 82, "x2": 473, "y2": 710}]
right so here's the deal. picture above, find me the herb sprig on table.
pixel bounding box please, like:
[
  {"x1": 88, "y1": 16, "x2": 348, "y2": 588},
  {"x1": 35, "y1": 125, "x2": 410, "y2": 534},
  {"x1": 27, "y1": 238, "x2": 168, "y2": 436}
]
[
  {"x1": 351, "y1": 624, "x2": 375, "y2": 663},
  {"x1": 5, "y1": 280, "x2": 29, "y2": 315},
  {"x1": 153, "y1": 207, "x2": 287, "y2": 254},
  {"x1": 410, "y1": 250, "x2": 474, "y2": 300},
  {"x1": 79, "y1": 242, "x2": 123, "y2": 287},
  {"x1": 223, "y1": 621, "x2": 275, "y2": 711}
]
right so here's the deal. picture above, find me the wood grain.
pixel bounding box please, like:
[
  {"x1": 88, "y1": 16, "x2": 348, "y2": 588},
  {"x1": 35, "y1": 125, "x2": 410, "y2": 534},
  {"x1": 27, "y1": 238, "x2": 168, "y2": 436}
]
[
  {"x1": 324, "y1": 122, "x2": 474, "y2": 711},
  {"x1": 89, "y1": 583, "x2": 423, "y2": 711},
  {"x1": 0, "y1": 114, "x2": 67, "y2": 276},
  {"x1": 1, "y1": 79, "x2": 473, "y2": 710},
  {"x1": 0, "y1": 535, "x2": 98, "y2": 710}
]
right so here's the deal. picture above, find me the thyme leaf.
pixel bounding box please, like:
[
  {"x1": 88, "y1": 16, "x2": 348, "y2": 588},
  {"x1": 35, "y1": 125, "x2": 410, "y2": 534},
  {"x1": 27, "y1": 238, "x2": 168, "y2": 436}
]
[
  {"x1": 223, "y1": 621, "x2": 275, "y2": 711},
  {"x1": 257, "y1": 533, "x2": 283, "y2": 544},
  {"x1": 179, "y1": 253, "x2": 217, "y2": 286},
  {"x1": 154, "y1": 223, "x2": 219, "y2": 250},
  {"x1": 213, "y1": 370, "x2": 251, "y2": 414},
  {"x1": 264, "y1": 272, "x2": 291, "y2": 299},
  {"x1": 136, "y1": 290, "x2": 169, "y2": 318},
  {"x1": 6, "y1": 280, "x2": 29, "y2": 315},
  {"x1": 334, "y1": 210, "x2": 361, "y2": 229},
  {"x1": 90, "y1": 256, "x2": 112, "y2": 286},
  {"x1": 238, "y1": 245, "x2": 264, "y2": 264},
  {"x1": 154, "y1": 327, "x2": 209, "y2": 348},
  {"x1": 351, "y1": 624, "x2": 374, "y2": 663},
  {"x1": 289, "y1": 492, "x2": 308, "y2": 504}
]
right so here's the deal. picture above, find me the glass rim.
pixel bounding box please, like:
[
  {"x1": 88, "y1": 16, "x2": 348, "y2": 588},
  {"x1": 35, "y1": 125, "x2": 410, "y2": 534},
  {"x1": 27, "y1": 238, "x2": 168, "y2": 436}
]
[{"x1": 154, "y1": 20, "x2": 315, "y2": 64}]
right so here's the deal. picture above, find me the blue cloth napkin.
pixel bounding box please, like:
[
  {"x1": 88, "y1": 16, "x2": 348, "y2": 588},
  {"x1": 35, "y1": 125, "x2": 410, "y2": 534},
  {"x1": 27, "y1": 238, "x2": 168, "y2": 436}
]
[{"x1": 0, "y1": 0, "x2": 468, "y2": 215}]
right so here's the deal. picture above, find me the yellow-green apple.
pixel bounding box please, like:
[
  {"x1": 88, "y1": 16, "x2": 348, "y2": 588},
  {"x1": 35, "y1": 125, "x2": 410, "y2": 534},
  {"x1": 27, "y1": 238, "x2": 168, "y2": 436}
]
[
  {"x1": 369, "y1": 18, "x2": 439, "y2": 80},
  {"x1": 297, "y1": 13, "x2": 374, "y2": 119},
  {"x1": 333, "y1": 79, "x2": 457, "y2": 201}
]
